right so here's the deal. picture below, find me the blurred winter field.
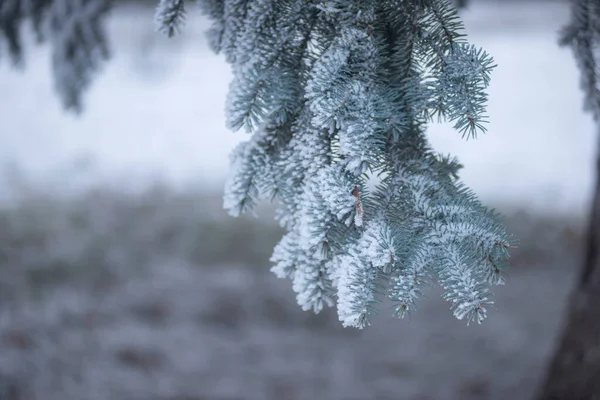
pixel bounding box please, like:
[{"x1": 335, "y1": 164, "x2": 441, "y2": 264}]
[
  {"x1": 0, "y1": 1, "x2": 594, "y2": 399},
  {"x1": 0, "y1": 185, "x2": 585, "y2": 400}
]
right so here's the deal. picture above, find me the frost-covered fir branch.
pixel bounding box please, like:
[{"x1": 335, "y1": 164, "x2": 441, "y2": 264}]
[
  {"x1": 0, "y1": 0, "x2": 111, "y2": 111},
  {"x1": 155, "y1": 0, "x2": 187, "y2": 37},
  {"x1": 560, "y1": 0, "x2": 600, "y2": 118},
  {"x1": 202, "y1": 0, "x2": 514, "y2": 328}
]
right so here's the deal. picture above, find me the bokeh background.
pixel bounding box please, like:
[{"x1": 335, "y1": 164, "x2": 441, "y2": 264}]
[{"x1": 0, "y1": 0, "x2": 593, "y2": 399}]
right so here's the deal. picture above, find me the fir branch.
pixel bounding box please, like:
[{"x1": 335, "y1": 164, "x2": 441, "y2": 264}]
[
  {"x1": 155, "y1": 0, "x2": 187, "y2": 38},
  {"x1": 1, "y1": 0, "x2": 111, "y2": 112},
  {"x1": 436, "y1": 243, "x2": 492, "y2": 325},
  {"x1": 207, "y1": 0, "x2": 512, "y2": 326},
  {"x1": 49, "y1": 0, "x2": 111, "y2": 112},
  {"x1": 223, "y1": 120, "x2": 284, "y2": 215},
  {"x1": 389, "y1": 236, "x2": 429, "y2": 319},
  {"x1": 197, "y1": 0, "x2": 226, "y2": 52},
  {"x1": 560, "y1": 0, "x2": 600, "y2": 118}
]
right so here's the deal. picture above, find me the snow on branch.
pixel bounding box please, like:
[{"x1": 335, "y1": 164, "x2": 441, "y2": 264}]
[
  {"x1": 0, "y1": 0, "x2": 111, "y2": 111},
  {"x1": 211, "y1": 0, "x2": 513, "y2": 327},
  {"x1": 560, "y1": 0, "x2": 600, "y2": 119},
  {"x1": 155, "y1": 0, "x2": 187, "y2": 37}
]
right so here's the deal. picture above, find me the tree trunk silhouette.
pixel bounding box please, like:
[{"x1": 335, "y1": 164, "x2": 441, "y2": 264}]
[{"x1": 536, "y1": 135, "x2": 600, "y2": 399}]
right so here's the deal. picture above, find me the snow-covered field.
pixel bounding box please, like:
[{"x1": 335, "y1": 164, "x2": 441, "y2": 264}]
[
  {"x1": 0, "y1": 186, "x2": 584, "y2": 400},
  {"x1": 0, "y1": 1, "x2": 595, "y2": 215}
]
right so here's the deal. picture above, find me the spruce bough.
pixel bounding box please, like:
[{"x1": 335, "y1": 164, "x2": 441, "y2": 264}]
[
  {"x1": 197, "y1": 0, "x2": 513, "y2": 328},
  {"x1": 0, "y1": 0, "x2": 514, "y2": 328}
]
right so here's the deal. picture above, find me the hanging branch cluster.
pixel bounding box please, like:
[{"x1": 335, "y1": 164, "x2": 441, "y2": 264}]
[
  {"x1": 155, "y1": 0, "x2": 187, "y2": 37},
  {"x1": 0, "y1": 0, "x2": 111, "y2": 111},
  {"x1": 560, "y1": 0, "x2": 600, "y2": 119},
  {"x1": 184, "y1": 0, "x2": 513, "y2": 328}
]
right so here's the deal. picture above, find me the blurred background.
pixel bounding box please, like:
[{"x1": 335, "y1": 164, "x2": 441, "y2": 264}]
[{"x1": 0, "y1": 0, "x2": 593, "y2": 399}]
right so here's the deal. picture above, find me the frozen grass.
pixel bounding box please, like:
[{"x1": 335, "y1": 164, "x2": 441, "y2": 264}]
[
  {"x1": 0, "y1": 183, "x2": 282, "y2": 303},
  {"x1": 0, "y1": 183, "x2": 585, "y2": 400}
]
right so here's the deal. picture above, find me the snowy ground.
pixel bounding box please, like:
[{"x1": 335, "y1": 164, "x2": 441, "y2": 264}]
[
  {"x1": 0, "y1": 186, "x2": 585, "y2": 400},
  {"x1": 0, "y1": 1, "x2": 596, "y2": 215}
]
